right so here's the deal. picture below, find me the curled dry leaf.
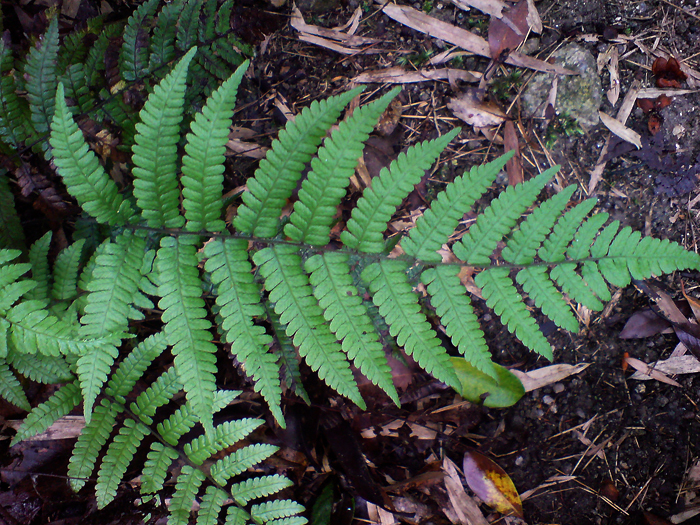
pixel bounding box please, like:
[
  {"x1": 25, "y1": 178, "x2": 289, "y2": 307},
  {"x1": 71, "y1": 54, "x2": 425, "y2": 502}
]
[
  {"x1": 448, "y1": 89, "x2": 507, "y2": 128},
  {"x1": 463, "y1": 449, "x2": 523, "y2": 518},
  {"x1": 510, "y1": 363, "x2": 589, "y2": 392}
]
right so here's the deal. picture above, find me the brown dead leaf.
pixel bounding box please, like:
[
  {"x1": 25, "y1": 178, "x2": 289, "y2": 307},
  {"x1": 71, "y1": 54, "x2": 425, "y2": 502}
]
[
  {"x1": 488, "y1": 0, "x2": 530, "y2": 62},
  {"x1": 353, "y1": 66, "x2": 480, "y2": 84},
  {"x1": 462, "y1": 449, "x2": 523, "y2": 518},
  {"x1": 623, "y1": 356, "x2": 681, "y2": 387},
  {"x1": 599, "y1": 111, "x2": 641, "y2": 149},
  {"x1": 448, "y1": 90, "x2": 507, "y2": 128},
  {"x1": 510, "y1": 363, "x2": 590, "y2": 391},
  {"x1": 443, "y1": 457, "x2": 490, "y2": 525},
  {"x1": 503, "y1": 120, "x2": 522, "y2": 185}
]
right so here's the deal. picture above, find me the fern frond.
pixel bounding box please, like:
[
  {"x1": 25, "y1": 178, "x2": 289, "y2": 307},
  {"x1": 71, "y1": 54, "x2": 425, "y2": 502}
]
[
  {"x1": 185, "y1": 418, "x2": 262, "y2": 465},
  {"x1": 119, "y1": 0, "x2": 159, "y2": 81},
  {"x1": 130, "y1": 367, "x2": 182, "y2": 425},
  {"x1": 268, "y1": 304, "x2": 310, "y2": 405},
  {"x1": 516, "y1": 266, "x2": 579, "y2": 332},
  {"x1": 234, "y1": 87, "x2": 363, "y2": 237},
  {"x1": 550, "y1": 263, "x2": 603, "y2": 311},
  {"x1": 252, "y1": 500, "x2": 306, "y2": 523},
  {"x1": 210, "y1": 442, "x2": 279, "y2": 485},
  {"x1": 96, "y1": 417, "x2": 149, "y2": 508},
  {"x1": 176, "y1": 0, "x2": 204, "y2": 52},
  {"x1": 68, "y1": 399, "x2": 119, "y2": 491},
  {"x1": 60, "y1": 63, "x2": 92, "y2": 115},
  {"x1": 132, "y1": 47, "x2": 197, "y2": 229},
  {"x1": 169, "y1": 466, "x2": 206, "y2": 525},
  {"x1": 24, "y1": 17, "x2": 59, "y2": 139},
  {"x1": 26, "y1": 232, "x2": 51, "y2": 301},
  {"x1": 80, "y1": 232, "x2": 146, "y2": 339},
  {"x1": 454, "y1": 167, "x2": 555, "y2": 265},
  {"x1": 204, "y1": 239, "x2": 283, "y2": 425},
  {"x1": 182, "y1": 61, "x2": 248, "y2": 232},
  {"x1": 539, "y1": 199, "x2": 598, "y2": 263},
  {"x1": 402, "y1": 152, "x2": 513, "y2": 262},
  {"x1": 7, "y1": 351, "x2": 73, "y2": 383},
  {"x1": 50, "y1": 83, "x2": 136, "y2": 225},
  {"x1": 362, "y1": 260, "x2": 459, "y2": 388},
  {"x1": 306, "y1": 252, "x2": 399, "y2": 404},
  {"x1": 141, "y1": 442, "x2": 179, "y2": 494},
  {"x1": 51, "y1": 239, "x2": 85, "y2": 302},
  {"x1": 421, "y1": 265, "x2": 495, "y2": 378},
  {"x1": 475, "y1": 267, "x2": 553, "y2": 358},
  {"x1": 254, "y1": 245, "x2": 365, "y2": 408},
  {"x1": 0, "y1": 255, "x2": 33, "y2": 313},
  {"x1": 198, "y1": 486, "x2": 229, "y2": 525},
  {"x1": 156, "y1": 236, "x2": 217, "y2": 433},
  {"x1": 0, "y1": 359, "x2": 30, "y2": 410},
  {"x1": 76, "y1": 344, "x2": 120, "y2": 423},
  {"x1": 342, "y1": 128, "x2": 461, "y2": 252},
  {"x1": 149, "y1": 0, "x2": 183, "y2": 69},
  {"x1": 11, "y1": 381, "x2": 81, "y2": 445},
  {"x1": 230, "y1": 475, "x2": 293, "y2": 506},
  {"x1": 0, "y1": 41, "x2": 32, "y2": 147},
  {"x1": 285, "y1": 88, "x2": 400, "y2": 245}
]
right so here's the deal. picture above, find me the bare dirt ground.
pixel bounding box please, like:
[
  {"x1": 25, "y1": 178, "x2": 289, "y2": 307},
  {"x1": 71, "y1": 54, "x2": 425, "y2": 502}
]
[{"x1": 2, "y1": 0, "x2": 700, "y2": 524}]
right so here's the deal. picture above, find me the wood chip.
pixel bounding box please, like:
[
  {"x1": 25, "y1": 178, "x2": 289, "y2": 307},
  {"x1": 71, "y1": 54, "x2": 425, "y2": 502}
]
[{"x1": 354, "y1": 66, "x2": 480, "y2": 84}]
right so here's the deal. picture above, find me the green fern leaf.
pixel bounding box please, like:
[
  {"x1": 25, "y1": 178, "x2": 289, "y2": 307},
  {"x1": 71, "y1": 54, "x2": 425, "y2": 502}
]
[
  {"x1": 26, "y1": 232, "x2": 51, "y2": 301},
  {"x1": 105, "y1": 331, "x2": 168, "y2": 402},
  {"x1": 342, "y1": 129, "x2": 460, "y2": 252},
  {"x1": 176, "y1": 0, "x2": 204, "y2": 52},
  {"x1": 119, "y1": 0, "x2": 159, "y2": 81},
  {"x1": 567, "y1": 213, "x2": 611, "y2": 301},
  {"x1": 185, "y1": 418, "x2": 262, "y2": 465},
  {"x1": 0, "y1": 359, "x2": 30, "y2": 410},
  {"x1": 76, "y1": 344, "x2": 120, "y2": 423},
  {"x1": 182, "y1": 61, "x2": 248, "y2": 232},
  {"x1": 11, "y1": 381, "x2": 80, "y2": 445},
  {"x1": 68, "y1": 400, "x2": 119, "y2": 491},
  {"x1": 96, "y1": 418, "x2": 149, "y2": 508},
  {"x1": 132, "y1": 47, "x2": 197, "y2": 229},
  {"x1": 204, "y1": 239, "x2": 283, "y2": 425},
  {"x1": 422, "y1": 265, "x2": 495, "y2": 378},
  {"x1": 0, "y1": 259, "x2": 33, "y2": 314},
  {"x1": 539, "y1": 199, "x2": 598, "y2": 263},
  {"x1": 157, "y1": 236, "x2": 217, "y2": 433},
  {"x1": 210, "y1": 442, "x2": 279, "y2": 485},
  {"x1": 475, "y1": 267, "x2": 553, "y2": 358},
  {"x1": 252, "y1": 500, "x2": 306, "y2": 523},
  {"x1": 516, "y1": 266, "x2": 579, "y2": 332},
  {"x1": 141, "y1": 442, "x2": 179, "y2": 494},
  {"x1": 50, "y1": 83, "x2": 136, "y2": 225},
  {"x1": 0, "y1": 41, "x2": 32, "y2": 147},
  {"x1": 51, "y1": 239, "x2": 85, "y2": 302},
  {"x1": 230, "y1": 475, "x2": 293, "y2": 506},
  {"x1": 255, "y1": 245, "x2": 365, "y2": 408},
  {"x1": 197, "y1": 486, "x2": 229, "y2": 525},
  {"x1": 226, "y1": 507, "x2": 249, "y2": 525},
  {"x1": 306, "y1": 252, "x2": 399, "y2": 404},
  {"x1": 402, "y1": 152, "x2": 513, "y2": 262},
  {"x1": 7, "y1": 351, "x2": 73, "y2": 383},
  {"x1": 24, "y1": 18, "x2": 59, "y2": 139},
  {"x1": 268, "y1": 304, "x2": 310, "y2": 405},
  {"x1": 169, "y1": 465, "x2": 206, "y2": 525},
  {"x1": 149, "y1": 0, "x2": 183, "y2": 69},
  {"x1": 130, "y1": 367, "x2": 182, "y2": 425},
  {"x1": 234, "y1": 87, "x2": 363, "y2": 237},
  {"x1": 454, "y1": 167, "x2": 555, "y2": 265},
  {"x1": 285, "y1": 88, "x2": 400, "y2": 245},
  {"x1": 0, "y1": 173, "x2": 25, "y2": 248},
  {"x1": 502, "y1": 186, "x2": 577, "y2": 264},
  {"x1": 550, "y1": 263, "x2": 603, "y2": 311},
  {"x1": 60, "y1": 64, "x2": 92, "y2": 115},
  {"x1": 362, "y1": 260, "x2": 459, "y2": 388}
]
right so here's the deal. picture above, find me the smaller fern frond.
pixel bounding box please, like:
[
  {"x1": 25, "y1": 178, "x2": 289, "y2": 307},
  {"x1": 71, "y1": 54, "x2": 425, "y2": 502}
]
[
  {"x1": 0, "y1": 42, "x2": 33, "y2": 148},
  {"x1": 210, "y1": 442, "x2": 279, "y2": 485},
  {"x1": 230, "y1": 475, "x2": 293, "y2": 506},
  {"x1": 234, "y1": 87, "x2": 363, "y2": 237},
  {"x1": 252, "y1": 500, "x2": 306, "y2": 523},
  {"x1": 76, "y1": 344, "x2": 120, "y2": 423},
  {"x1": 285, "y1": 88, "x2": 401, "y2": 246},
  {"x1": 11, "y1": 381, "x2": 81, "y2": 445},
  {"x1": 51, "y1": 239, "x2": 85, "y2": 302},
  {"x1": 184, "y1": 418, "x2": 262, "y2": 465},
  {"x1": 169, "y1": 466, "x2": 206, "y2": 525},
  {"x1": 119, "y1": 0, "x2": 159, "y2": 81},
  {"x1": 60, "y1": 64, "x2": 92, "y2": 115},
  {"x1": 7, "y1": 351, "x2": 73, "y2": 383},
  {"x1": 421, "y1": 265, "x2": 496, "y2": 378},
  {"x1": 362, "y1": 260, "x2": 459, "y2": 388},
  {"x1": 132, "y1": 47, "x2": 197, "y2": 229},
  {"x1": 149, "y1": 0, "x2": 183, "y2": 70},
  {"x1": 26, "y1": 232, "x2": 52, "y2": 301},
  {"x1": 182, "y1": 60, "x2": 248, "y2": 232},
  {"x1": 306, "y1": 252, "x2": 399, "y2": 404},
  {"x1": 516, "y1": 266, "x2": 579, "y2": 333},
  {"x1": 268, "y1": 304, "x2": 311, "y2": 405},
  {"x1": 254, "y1": 245, "x2": 365, "y2": 408},
  {"x1": 341, "y1": 128, "x2": 461, "y2": 253},
  {"x1": 0, "y1": 251, "x2": 33, "y2": 313},
  {"x1": 141, "y1": 442, "x2": 179, "y2": 494},
  {"x1": 130, "y1": 367, "x2": 182, "y2": 425},
  {"x1": 475, "y1": 267, "x2": 553, "y2": 359},
  {"x1": 176, "y1": 0, "x2": 204, "y2": 52},
  {"x1": 0, "y1": 359, "x2": 30, "y2": 410},
  {"x1": 402, "y1": 151, "x2": 513, "y2": 262},
  {"x1": 24, "y1": 17, "x2": 59, "y2": 141},
  {"x1": 157, "y1": 236, "x2": 218, "y2": 433},
  {"x1": 454, "y1": 166, "x2": 556, "y2": 265},
  {"x1": 50, "y1": 83, "x2": 136, "y2": 226},
  {"x1": 538, "y1": 198, "x2": 598, "y2": 263}
]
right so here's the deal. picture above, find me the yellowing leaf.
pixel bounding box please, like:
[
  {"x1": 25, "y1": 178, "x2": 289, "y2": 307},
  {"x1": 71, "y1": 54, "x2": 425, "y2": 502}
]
[{"x1": 462, "y1": 449, "x2": 523, "y2": 518}]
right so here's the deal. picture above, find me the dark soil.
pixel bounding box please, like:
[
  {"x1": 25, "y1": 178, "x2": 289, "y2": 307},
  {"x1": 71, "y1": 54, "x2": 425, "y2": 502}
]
[{"x1": 2, "y1": 0, "x2": 700, "y2": 524}]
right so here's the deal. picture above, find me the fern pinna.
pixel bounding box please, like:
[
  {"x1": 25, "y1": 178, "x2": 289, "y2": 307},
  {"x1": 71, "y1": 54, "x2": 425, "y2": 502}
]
[{"x1": 1, "y1": 36, "x2": 698, "y2": 521}]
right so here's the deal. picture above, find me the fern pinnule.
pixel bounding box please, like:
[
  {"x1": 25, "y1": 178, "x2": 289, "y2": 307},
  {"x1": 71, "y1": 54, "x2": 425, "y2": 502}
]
[
  {"x1": 255, "y1": 245, "x2": 366, "y2": 409},
  {"x1": 176, "y1": 0, "x2": 203, "y2": 52},
  {"x1": 268, "y1": 304, "x2": 311, "y2": 405},
  {"x1": 204, "y1": 239, "x2": 284, "y2": 426},
  {"x1": 341, "y1": 127, "x2": 461, "y2": 253},
  {"x1": 50, "y1": 84, "x2": 136, "y2": 226},
  {"x1": 170, "y1": 466, "x2": 206, "y2": 525},
  {"x1": 362, "y1": 260, "x2": 460, "y2": 388},
  {"x1": 182, "y1": 60, "x2": 248, "y2": 232},
  {"x1": 7, "y1": 351, "x2": 73, "y2": 384},
  {"x1": 285, "y1": 87, "x2": 401, "y2": 246},
  {"x1": 198, "y1": 486, "x2": 229, "y2": 525},
  {"x1": 234, "y1": 87, "x2": 364, "y2": 237},
  {"x1": 24, "y1": 17, "x2": 59, "y2": 141},
  {"x1": 10, "y1": 381, "x2": 80, "y2": 445},
  {"x1": 252, "y1": 500, "x2": 307, "y2": 523},
  {"x1": 402, "y1": 151, "x2": 513, "y2": 262},
  {"x1": 210, "y1": 442, "x2": 279, "y2": 484},
  {"x1": 149, "y1": 0, "x2": 181, "y2": 69},
  {"x1": 104, "y1": 331, "x2": 168, "y2": 401},
  {"x1": 0, "y1": 257, "x2": 34, "y2": 313},
  {"x1": 130, "y1": 367, "x2": 182, "y2": 425},
  {"x1": 132, "y1": 47, "x2": 197, "y2": 229},
  {"x1": 422, "y1": 265, "x2": 496, "y2": 378},
  {"x1": 76, "y1": 344, "x2": 120, "y2": 423},
  {"x1": 119, "y1": 0, "x2": 159, "y2": 81},
  {"x1": 306, "y1": 252, "x2": 400, "y2": 404},
  {"x1": 516, "y1": 266, "x2": 580, "y2": 333},
  {"x1": 0, "y1": 42, "x2": 32, "y2": 148},
  {"x1": 475, "y1": 267, "x2": 554, "y2": 359},
  {"x1": 230, "y1": 475, "x2": 294, "y2": 506},
  {"x1": 156, "y1": 235, "x2": 218, "y2": 433},
  {"x1": 0, "y1": 173, "x2": 25, "y2": 251},
  {"x1": 185, "y1": 418, "x2": 262, "y2": 465},
  {"x1": 26, "y1": 233, "x2": 52, "y2": 302},
  {"x1": 0, "y1": 361, "x2": 31, "y2": 411},
  {"x1": 539, "y1": 198, "x2": 598, "y2": 263},
  {"x1": 51, "y1": 239, "x2": 85, "y2": 302},
  {"x1": 454, "y1": 167, "x2": 555, "y2": 265}
]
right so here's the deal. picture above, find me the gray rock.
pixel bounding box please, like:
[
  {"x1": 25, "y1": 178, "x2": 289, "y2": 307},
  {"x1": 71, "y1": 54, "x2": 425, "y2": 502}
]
[{"x1": 521, "y1": 43, "x2": 602, "y2": 129}]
